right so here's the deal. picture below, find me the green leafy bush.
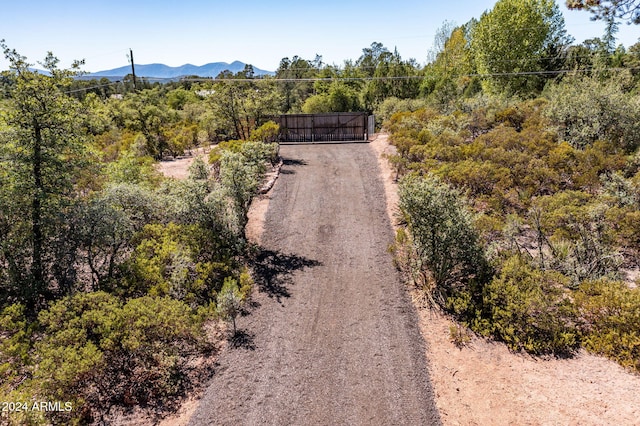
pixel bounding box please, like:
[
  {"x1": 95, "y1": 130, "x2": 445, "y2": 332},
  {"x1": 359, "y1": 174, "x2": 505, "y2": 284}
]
[
  {"x1": 544, "y1": 73, "x2": 640, "y2": 151},
  {"x1": 249, "y1": 120, "x2": 280, "y2": 143},
  {"x1": 375, "y1": 97, "x2": 428, "y2": 125},
  {"x1": 207, "y1": 139, "x2": 278, "y2": 232},
  {"x1": 397, "y1": 174, "x2": 490, "y2": 308},
  {"x1": 219, "y1": 141, "x2": 278, "y2": 231},
  {"x1": 575, "y1": 279, "x2": 640, "y2": 372},
  {"x1": 188, "y1": 156, "x2": 211, "y2": 181},
  {"x1": 216, "y1": 277, "x2": 244, "y2": 334},
  {"x1": 121, "y1": 223, "x2": 232, "y2": 305},
  {"x1": 105, "y1": 150, "x2": 162, "y2": 187},
  {"x1": 0, "y1": 304, "x2": 33, "y2": 393},
  {"x1": 529, "y1": 191, "x2": 622, "y2": 284},
  {"x1": 73, "y1": 183, "x2": 162, "y2": 290},
  {"x1": 483, "y1": 255, "x2": 579, "y2": 354},
  {"x1": 31, "y1": 292, "x2": 207, "y2": 424}
]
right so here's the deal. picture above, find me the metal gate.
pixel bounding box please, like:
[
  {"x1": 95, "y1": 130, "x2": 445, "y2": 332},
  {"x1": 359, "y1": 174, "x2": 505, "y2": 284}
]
[{"x1": 272, "y1": 113, "x2": 372, "y2": 143}]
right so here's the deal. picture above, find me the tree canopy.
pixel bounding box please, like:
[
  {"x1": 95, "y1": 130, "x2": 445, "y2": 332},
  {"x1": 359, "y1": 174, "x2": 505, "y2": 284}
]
[
  {"x1": 566, "y1": 0, "x2": 640, "y2": 24},
  {"x1": 471, "y1": 0, "x2": 572, "y2": 95},
  {"x1": 0, "y1": 41, "x2": 90, "y2": 311}
]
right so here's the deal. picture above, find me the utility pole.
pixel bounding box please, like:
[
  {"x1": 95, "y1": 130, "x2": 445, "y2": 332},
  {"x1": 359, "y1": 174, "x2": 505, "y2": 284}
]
[{"x1": 129, "y1": 48, "x2": 137, "y2": 91}]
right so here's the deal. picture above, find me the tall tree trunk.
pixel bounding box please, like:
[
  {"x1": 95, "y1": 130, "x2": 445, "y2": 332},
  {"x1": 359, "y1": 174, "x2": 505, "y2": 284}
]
[{"x1": 30, "y1": 122, "x2": 45, "y2": 309}]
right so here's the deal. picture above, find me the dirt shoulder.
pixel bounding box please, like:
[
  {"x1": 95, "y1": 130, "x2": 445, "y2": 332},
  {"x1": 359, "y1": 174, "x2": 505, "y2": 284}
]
[
  {"x1": 371, "y1": 133, "x2": 640, "y2": 426},
  {"x1": 188, "y1": 143, "x2": 440, "y2": 425}
]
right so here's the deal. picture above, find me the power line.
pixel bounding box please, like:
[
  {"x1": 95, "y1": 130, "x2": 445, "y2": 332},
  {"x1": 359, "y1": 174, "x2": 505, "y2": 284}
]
[
  {"x1": 63, "y1": 80, "x2": 122, "y2": 94},
  {"x1": 180, "y1": 66, "x2": 639, "y2": 84},
  {"x1": 275, "y1": 51, "x2": 640, "y2": 73},
  {"x1": 57, "y1": 65, "x2": 638, "y2": 94},
  {"x1": 62, "y1": 76, "x2": 171, "y2": 94}
]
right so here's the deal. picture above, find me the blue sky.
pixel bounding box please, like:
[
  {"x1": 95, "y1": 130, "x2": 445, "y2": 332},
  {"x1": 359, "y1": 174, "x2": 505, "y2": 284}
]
[{"x1": 1, "y1": 0, "x2": 638, "y2": 72}]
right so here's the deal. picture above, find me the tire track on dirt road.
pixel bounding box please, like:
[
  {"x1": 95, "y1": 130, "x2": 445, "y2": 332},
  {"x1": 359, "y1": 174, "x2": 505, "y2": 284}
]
[{"x1": 188, "y1": 143, "x2": 441, "y2": 425}]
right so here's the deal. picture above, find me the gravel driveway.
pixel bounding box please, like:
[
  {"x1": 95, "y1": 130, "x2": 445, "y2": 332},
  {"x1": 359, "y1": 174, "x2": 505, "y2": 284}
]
[{"x1": 188, "y1": 143, "x2": 440, "y2": 425}]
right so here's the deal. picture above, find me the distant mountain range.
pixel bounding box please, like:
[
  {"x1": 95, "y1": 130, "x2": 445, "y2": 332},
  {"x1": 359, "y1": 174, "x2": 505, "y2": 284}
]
[{"x1": 82, "y1": 61, "x2": 273, "y2": 81}]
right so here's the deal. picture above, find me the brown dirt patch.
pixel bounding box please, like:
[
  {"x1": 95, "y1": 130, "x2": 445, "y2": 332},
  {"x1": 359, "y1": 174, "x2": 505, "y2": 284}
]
[
  {"x1": 418, "y1": 308, "x2": 640, "y2": 426},
  {"x1": 155, "y1": 146, "x2": 214, "y2": 180}
]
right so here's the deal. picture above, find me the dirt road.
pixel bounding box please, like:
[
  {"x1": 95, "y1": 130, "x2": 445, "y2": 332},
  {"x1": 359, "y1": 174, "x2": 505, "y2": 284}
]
[{"x1": 188, "y1": 143, "x2": 440, "y2": 425}]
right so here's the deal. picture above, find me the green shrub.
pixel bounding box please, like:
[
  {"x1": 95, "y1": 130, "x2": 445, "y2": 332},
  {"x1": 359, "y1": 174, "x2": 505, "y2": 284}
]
[
  {"x1": 105, "y1": 150, "x2": 162, "y2": 187},
  {"x1": 216, "y1": 277, "x2": 244, "y2": 335},
  {"x1": 544, "y1": 73, "x2": 640, "y2": 151},
  {"x1": 207, "y1": 139, "x2": 278, "y2": 233},
  {"x1": 449, "y1": 324, "x2": 473, "y2": 348},
  {"x1": 483, "y1": 255, "x2": 578, "y2": 355},
  {"x1": 73, "y1": 183, "x2": 163, "y2": 290},
  {"x1": 397, "y1": 174, "x2": 490, "y2": 308},
  {"x1": 575, "y1": 279, "x2": 640, "y2": 372},
  {"x1": 188, "y1": 156, "x2": 210, "y2": 181},
  {"x1": 249, "y1": 120, "x2": 280, "y2": 143},
  {"x1": 121, "y1": 223, "x2": 231, "y2": 305},
  {"x1": 32, "y1": 292, "x2": 207, "y2": 423},
  {"x1": 208, "y1": 139, "x2": 245, "y2": 165},
  {"x1": 218, "y1": 141, "x2": 278, "y2": 231},
  {"x1": 0, "y1": 304, "x2": 33, "y2": 394},
  {"x1": 529, "y1": 191, "x2": 622, "y2": 284},
  {"x1": 375, "y1": 97, "x2": 429, "y2": 125}
]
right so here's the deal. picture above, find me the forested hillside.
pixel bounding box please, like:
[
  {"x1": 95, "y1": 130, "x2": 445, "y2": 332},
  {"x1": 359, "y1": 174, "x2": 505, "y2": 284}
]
[{"x1": 1, "y1": 0, "x2": 639, "y2": 423}]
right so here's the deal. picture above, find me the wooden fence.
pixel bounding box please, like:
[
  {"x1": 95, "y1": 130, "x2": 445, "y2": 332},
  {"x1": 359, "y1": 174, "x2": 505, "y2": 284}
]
[{"x1": 272, "y1": 113, "x2": 372, "y2": 142}]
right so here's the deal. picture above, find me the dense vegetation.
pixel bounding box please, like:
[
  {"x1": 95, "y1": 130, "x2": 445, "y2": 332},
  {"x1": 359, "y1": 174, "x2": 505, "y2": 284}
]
[
  {"x1": 0, "y1": 43, "x2": 278, "y2": 424},
  {"x1": 387, "y1": 0, "x2": 640, "y2": 371},
  {"x1": 1, "y1": 0, "x2": 639, "y2": 422}
]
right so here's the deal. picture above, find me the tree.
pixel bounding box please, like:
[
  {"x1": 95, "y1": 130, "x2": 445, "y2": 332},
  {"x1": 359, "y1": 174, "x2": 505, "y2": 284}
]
[
  {"x1": 302, "y1": 80, "x2": 363, "y2": 113},
  {"x1": 544, "y1": 73, "x2": 640, "y2": 151},
  {"x1": 275, "y1": 55, "x2": 321, "y2": 113},
  {"x1": 360, "y1": 46, "x2": 421, "y2": 110},
  {"x1": 208, "y1": 139, "x2": 277, "y2": 238},
  {"x1": 422, "y1": 24, "x2": 477, "y2": 109},
  {"x1": 166, "y1": 87, "x2": 197, "y2": 110},
  {"x1": 161, "y1": 120, "x2": 198, "y2": 157},
  {"x1": 356, "y1": 42, "x2": 391, "y2": 77},
  {"x1": 216, "y1": 277, "x2": 244, "y2": 335},
  {"x1": 74, "y1": 183, "x2": 161, "y2": 290},
  {"x1": 219, "y1": 149, "x2": 263, "y2": 234},
  {"x1": 427, "y1": 20, "x2": 458, "y2": 64},
  {"x1": 111, "y1": 88, "x2": 178, "y2": 159},
  {"x1": 208, "y1": 73, "x2": 282, "y2": 140},
  {"x1": 470, "y1": 0, "x2": 571, "y2": 95},
  {"x1": 566, "y1": 0, "x2": 640, "y2": 24},
  {"x1": 0, "y1": 42, "x2": 89, "y2": 311}
]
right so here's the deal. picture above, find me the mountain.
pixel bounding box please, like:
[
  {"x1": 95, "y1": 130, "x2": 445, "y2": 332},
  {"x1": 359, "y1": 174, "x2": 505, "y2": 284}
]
[{"x1": 84, "y1": 61, "x2": 273, "y2": 80}]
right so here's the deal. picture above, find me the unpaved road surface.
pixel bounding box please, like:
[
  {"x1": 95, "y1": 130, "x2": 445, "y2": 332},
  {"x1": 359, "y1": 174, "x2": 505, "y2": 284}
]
[{"x1": 188, "y1": 143, "x2": 440, "y2": 425}]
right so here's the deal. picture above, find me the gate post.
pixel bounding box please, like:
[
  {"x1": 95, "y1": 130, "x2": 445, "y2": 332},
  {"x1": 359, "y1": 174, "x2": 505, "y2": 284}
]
[{"x1": 311, "y1": 115, "x2": 315, "y2": 143}]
